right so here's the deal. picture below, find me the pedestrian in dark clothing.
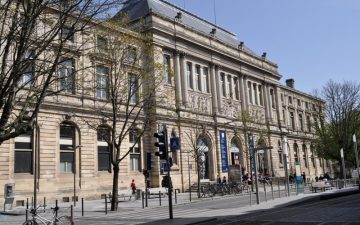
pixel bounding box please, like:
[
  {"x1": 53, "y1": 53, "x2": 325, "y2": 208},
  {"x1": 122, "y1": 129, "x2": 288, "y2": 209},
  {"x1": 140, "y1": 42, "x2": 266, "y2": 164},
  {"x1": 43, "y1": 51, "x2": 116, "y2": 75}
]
[
  {"x1": 217, "y1": 174, "x2": 222, "y2": 185},
  {"x1": 302, "y1": 172, "x2": 306, "y2": 186}
]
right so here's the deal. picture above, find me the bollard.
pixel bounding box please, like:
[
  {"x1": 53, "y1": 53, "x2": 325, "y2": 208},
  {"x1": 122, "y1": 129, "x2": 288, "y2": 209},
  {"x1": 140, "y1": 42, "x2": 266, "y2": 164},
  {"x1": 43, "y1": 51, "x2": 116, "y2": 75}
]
[
  {"x1": 105, "y1": 195, "x2": 108, "y2": 215},
  {"x1": 31, "y1": 197, "x2": 34, "y2": 208},
  {"x1": 271, "y1": 182, "x2": 274, "y2": 200},
  {"x1": 44, "y1": 197, "x2": 46, "y2": 212},
  {"x1": 71, "y1": 205, "x2": 74, "y2": 225},
  {"x1": 25, "y1": 209, "x2": 28, "y2": 221},
  {"x1": 142, "y1": 192, "x2": 144, "y2": 209},
  {"x1": 175, "y1": 190, "x2": 177, "y2": 204},
  {"x1": 26, "y1": 198, "x2": 29, "y2": 210},
  {"x1": 55, "y1": 200, "x2": 58, "y2": 218},
  {"x1": 81, "y1": 198, "x2": 84, "y2": 217},
  {"x1": 278, "y1": 180, "x2": 281, "y2": 198},
  {"x1": 145, "y1": 189, "x2": 148, "y2": 207},
  {"x1": 249, "y1": 189, "x2": 252, "y2": 206},
  {"x1": 264, "y1": 183, "x2": 267, "y2": 202},
  {"x1": 159, "y1": 191, "x2": 161, "y2": 206}
]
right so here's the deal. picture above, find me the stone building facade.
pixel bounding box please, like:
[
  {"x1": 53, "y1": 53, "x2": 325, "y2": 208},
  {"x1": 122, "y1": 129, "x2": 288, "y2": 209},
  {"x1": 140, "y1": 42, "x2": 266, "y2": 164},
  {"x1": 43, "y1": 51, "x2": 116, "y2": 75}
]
[{"x1": 0, "y1": 0, "x2": 333, "y2": 207}]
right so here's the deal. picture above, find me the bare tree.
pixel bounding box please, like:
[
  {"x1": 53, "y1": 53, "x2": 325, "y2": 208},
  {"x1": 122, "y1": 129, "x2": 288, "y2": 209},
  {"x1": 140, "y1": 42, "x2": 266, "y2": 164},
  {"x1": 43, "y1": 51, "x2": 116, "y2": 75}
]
[
  {"x1": 314, "y1": 80, "x2": 360, "y2": 165},
  {"x1": 184, "y1": 122, "x2": 211, "y2": 198},
  {"x1": 81, "y1": 19, "x2": 163, "y2": 211},
  {"x1": 0, "y1": 0, "x2": 120, "y2": 144}
]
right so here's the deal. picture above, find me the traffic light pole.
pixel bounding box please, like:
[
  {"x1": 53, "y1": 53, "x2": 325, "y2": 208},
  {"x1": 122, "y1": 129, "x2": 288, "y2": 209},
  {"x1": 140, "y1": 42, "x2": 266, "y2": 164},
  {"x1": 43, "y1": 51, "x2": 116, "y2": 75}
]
[{"x1": 164, "y1": 125, "x2": 173, "y2": 219}]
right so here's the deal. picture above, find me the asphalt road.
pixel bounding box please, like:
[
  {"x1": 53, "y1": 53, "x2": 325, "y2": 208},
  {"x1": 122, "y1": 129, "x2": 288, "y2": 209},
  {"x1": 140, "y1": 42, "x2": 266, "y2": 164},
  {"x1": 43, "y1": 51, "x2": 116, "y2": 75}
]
[{"x1": 201, "y1": 193, "x2": 360, "y2": 225}]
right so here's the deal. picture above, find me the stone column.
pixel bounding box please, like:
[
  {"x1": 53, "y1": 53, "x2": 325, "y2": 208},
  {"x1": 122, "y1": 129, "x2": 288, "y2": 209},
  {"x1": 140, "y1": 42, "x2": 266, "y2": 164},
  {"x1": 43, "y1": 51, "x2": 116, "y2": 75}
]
[
  {"x1": 241, "y1": 75, "x2": 248, "y2": 111},
  {"x1": 180, "y1": 53, "x2": 188, "y2": 106},
  {"x1": 274, "y1": 85, "x2": 283, "y2": 126},
  {"x1": 230, "y1": 75, "x2": 234, "y2": 100},
  {"x1": 173, "y1": 51, "x2": 182, "y2": 107},
  {"x1": 210, "y1": 63, "x2": 218, "y2": 114},
  {"x1": 215, "y1": 66, "x2": 223, "y2": 113},
  {"x1": 262, "y1": 83, "x2": 270, "y2": 121}
]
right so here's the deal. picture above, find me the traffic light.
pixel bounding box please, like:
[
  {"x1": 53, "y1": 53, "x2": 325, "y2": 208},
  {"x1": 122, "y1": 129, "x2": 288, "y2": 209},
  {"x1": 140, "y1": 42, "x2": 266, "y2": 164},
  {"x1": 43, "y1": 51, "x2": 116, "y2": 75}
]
[{"x1": 154, "y1": 131, "x2": 168, "y2": 160}]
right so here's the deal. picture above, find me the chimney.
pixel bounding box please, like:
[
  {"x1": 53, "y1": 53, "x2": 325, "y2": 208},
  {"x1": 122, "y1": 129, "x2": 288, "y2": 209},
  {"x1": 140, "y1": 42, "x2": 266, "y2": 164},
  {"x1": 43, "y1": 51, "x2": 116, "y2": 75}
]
[{"x1": 286, "y1": 79, "x2": 295, "y2": 88}]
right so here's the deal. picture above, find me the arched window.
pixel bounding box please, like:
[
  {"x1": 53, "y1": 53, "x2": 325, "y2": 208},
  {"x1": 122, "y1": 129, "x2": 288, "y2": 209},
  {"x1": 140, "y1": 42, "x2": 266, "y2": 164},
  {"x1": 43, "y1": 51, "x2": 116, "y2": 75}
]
[
  {"x1": 14, "y1": 130, "x2": 33, "y2": 173},
  {"x1": 302, "y1": 144, "x2": 308, "y2": 168},
  {"x1": 60, "y1": 122, "x2": 75, "y2": 173},
  {"x1": 293, "y1": 143, "x2": 299, "y2": 163},
  {"x1": 197, "y1": 137, "x2": 210, "y2": 180},
  {"x1": 97, "y1": 126, "x2": 111, "y2": 172},
  {"x1": 310, "y1": 144, "x2": 315, "y2": 167},
  {"x1": 230, "y1": 138, "x2": 241, "y2": 166}
]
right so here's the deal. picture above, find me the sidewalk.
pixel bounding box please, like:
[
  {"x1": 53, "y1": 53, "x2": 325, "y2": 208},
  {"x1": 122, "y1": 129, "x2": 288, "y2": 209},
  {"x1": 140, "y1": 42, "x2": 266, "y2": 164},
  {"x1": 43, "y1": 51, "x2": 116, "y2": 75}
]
[{"x1": 1, "y1": 185, "x2": 358, "y2": 225}]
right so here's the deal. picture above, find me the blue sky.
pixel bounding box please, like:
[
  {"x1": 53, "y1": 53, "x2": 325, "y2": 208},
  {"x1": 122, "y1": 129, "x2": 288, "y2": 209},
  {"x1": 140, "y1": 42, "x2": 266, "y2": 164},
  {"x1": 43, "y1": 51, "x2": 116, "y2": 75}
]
[{"x1": 168, "y1": 0, "x2": 360, "y2": 94}]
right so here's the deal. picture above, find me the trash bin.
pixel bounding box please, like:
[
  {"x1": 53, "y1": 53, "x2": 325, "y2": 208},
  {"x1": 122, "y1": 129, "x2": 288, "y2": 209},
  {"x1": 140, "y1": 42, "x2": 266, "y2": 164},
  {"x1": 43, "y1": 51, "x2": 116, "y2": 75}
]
[{"x1": 136, "y1": 189, "x2": 141, "y2": 200}]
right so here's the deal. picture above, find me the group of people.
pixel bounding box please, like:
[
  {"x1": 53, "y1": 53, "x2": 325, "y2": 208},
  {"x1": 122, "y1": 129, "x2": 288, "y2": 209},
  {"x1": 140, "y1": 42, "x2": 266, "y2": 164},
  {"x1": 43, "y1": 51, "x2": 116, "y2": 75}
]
[
  {"x1": 315, "y1": 173, "x2": 331, "y2": 182},
  {"x1": 217, "y1": 175, "x2": 227, "y2": 185}
]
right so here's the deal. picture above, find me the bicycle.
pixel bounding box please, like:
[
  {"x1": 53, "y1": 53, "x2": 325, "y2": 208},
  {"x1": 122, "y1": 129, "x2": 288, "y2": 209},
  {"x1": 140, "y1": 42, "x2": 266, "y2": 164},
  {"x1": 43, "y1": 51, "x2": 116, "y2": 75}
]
[{"x1": 23, "y1": 205, "x2": 71, "y2": 225}]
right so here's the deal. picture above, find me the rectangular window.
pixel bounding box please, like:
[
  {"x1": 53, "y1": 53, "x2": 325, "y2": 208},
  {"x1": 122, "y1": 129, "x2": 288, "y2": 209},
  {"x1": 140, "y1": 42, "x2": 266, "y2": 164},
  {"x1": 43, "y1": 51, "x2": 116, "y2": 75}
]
[
  {"x1": 220, "y1": 73, "x2": 226, "y2": 97},
  {"x1": 58, "y1": 59, "x2": 74, "y2": 94},
  {"x1": 297, "y1": 99, "x2": 301, "y2": 107},
  {"x1": 202, "y1": 67, "x2": 209, "y2": 93},
  {"x1": 195, "y1": 65, "x2": 201, "y2": 91},
  {"x1": 129, "y1": 74, "x2": 139, "y2": 104},
  {"x1": 270, "y1": 89, "x2": 275, "y2": 109},
  {"x1": 19, "y1": 50, "x2": 35, "y2": 88},
  {"x1": 290, "y1": 112, "x2": 295, "y2": 130},
  {"x1": 14, "y1": 131, "x2": 33, "y2": 173},
  {"x1": 306, "y1": 116, "x2": 311, "y2": 132},
  {"x1": 61, "y1": 26, "x2": 74, "y2": 42},
  {"x1": 129, "y1": 130, "x2": 141, "y2": 172},
  {"x1": 253, "y1": 83, "x2": 258, "y2": 105},
  {"x1": 60, "y1": 125, "x2": 75, "y2": 173},
  {"x1": 247, "y1": 81, "x2": 252, "y2": 104},
  {"x1": 299, "y1": 114, "x2": 303, "y2": 131},
  {"x1": 96, "y1": 66, "x2": 108, "y2": 99},
  {"x1": 234, "y1": 77, "x2": 239, "y2": 100},
  {"x1": 186, "y1": 62, "x2": 193, "y2": 89},
  {"x1": 288, "y1": 96, "x2": 292, "y2": 105},
  {"x1": 163, "y1": 55, "x2": 171, "y2": 84},
  {"x1": 227, "y1": 75, "x2": 232, "y2": 98},
  {"x1": 305, "y1": 102, "x2": 309, "y2": 109},
  {"x1": 97, "y1": 128, "x2": 111, "y2": 171},
  {"x1": 258, "y1": 85, "x2": 263, "y2": 106},
  {"x1": 97, "y1": 36, "x2": 107, "y2": 53}
]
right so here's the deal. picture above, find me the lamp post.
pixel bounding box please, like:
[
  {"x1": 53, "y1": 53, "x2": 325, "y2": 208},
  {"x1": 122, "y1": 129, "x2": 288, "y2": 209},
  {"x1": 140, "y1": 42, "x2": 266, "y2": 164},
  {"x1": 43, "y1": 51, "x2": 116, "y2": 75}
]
[
  {"x1": 340, "y1": 148, "x2": 346, "y2": 181},
  {"x1": 282, "y1": 136, "x2": 290, "y2": 196},
  {"x1": 353, "y1": 134, "x2": 359, "y2": 190},
  {"x1": 186, "y1": 151, "x2": 192, "y2": 202},
  {"x1": 70, "y1": 145, "x2": 82, "y2": 207}
]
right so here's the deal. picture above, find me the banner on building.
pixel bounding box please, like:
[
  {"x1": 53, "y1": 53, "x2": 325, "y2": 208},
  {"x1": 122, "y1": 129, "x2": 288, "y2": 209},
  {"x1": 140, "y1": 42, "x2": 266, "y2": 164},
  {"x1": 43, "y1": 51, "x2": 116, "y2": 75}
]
[{"x1": 220, "y1": 130, "x2": 228, "y2": 172}]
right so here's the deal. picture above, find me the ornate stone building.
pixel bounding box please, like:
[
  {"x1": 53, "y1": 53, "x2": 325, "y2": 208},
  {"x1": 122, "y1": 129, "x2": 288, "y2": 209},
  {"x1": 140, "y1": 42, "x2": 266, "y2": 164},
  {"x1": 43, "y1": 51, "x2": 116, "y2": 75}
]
[{"x1": 0, "y1": 0, "x2": 333, "y2": 207}]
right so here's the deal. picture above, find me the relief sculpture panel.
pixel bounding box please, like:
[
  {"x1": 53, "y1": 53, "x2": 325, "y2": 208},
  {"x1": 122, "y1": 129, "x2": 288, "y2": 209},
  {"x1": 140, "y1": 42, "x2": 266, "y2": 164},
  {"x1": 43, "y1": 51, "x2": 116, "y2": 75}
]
[{"x1": 188, "y1": 93, "x2": 212, "y2": 114}]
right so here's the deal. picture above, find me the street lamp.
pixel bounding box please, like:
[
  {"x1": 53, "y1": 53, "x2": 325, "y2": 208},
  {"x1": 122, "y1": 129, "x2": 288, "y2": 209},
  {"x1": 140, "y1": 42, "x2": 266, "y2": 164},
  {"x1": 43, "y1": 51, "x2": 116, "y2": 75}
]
[
  {"x1": 184, "y1": 151, "x2": 192, "y2": 202},
  {"x1": 282, "y1": 136, "x2": 290, "y2": 197},
  {"x1": 353, "y1": 134, "x2": 360, "y2": 190},
  {"x1": 68, "y1": 145, "x2": 82, "y2": 207}
]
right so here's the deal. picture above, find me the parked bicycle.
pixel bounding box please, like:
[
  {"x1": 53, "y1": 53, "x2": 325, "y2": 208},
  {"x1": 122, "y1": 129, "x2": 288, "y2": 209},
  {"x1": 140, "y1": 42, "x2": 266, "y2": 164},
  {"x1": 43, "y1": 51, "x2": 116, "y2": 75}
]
[{"x1": 23, "y1": 205, "x2": 71, "y2": 225}]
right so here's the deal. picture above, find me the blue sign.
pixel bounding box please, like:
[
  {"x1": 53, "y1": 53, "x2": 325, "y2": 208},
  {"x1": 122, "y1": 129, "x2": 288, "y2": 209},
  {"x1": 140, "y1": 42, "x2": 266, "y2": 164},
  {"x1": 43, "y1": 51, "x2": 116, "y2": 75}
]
[
  {"x1": 219, "y1": 130, "x2": 229, "y2": 172},
  {"x1": 248, "y1": 133, "x2": 255, "y2": 172},
  {"x1": 163, "y1": 162, "x2": 170, "y2": 172},
  {"x1": 170, "y1": 137, "x2": 180, "y2": 151}
]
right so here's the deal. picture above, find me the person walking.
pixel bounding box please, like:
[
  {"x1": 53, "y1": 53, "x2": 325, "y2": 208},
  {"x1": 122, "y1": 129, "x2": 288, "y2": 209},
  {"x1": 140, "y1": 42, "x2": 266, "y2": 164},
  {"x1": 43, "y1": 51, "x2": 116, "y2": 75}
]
[
  {"x1": 301, "y1": 172, "x2": 306, "y2": 186},
  {"x1": 130, "y1": 179, "x2": 136, "y2": 195}
]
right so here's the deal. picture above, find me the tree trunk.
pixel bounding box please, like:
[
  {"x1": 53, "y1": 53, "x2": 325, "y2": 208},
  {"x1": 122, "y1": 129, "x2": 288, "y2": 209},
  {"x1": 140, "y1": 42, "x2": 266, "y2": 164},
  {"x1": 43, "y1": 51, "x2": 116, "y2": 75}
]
[{"x1": 111, "y1": 164, "x2": 119, "y2": 211}]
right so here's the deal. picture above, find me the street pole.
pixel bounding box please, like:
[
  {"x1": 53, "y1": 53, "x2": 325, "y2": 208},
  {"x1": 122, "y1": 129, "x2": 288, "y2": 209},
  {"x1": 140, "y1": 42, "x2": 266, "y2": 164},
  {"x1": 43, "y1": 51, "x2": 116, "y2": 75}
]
[
  {"x1": 188, "y1": 152, "x2": 191, "y2": 202},
  {"x1": 33, "y1": 117, "x2": 39, "y2": 209},
  {"x1": 340, "y1": 148, "x2": 346, "y2": 181},
  {"x1": 254, "y1": 150, "x2": 259, "y2": 204},
  {"x1": 164, "y1": 125, "x2": 173, "y2": 219},
  {"x1": 72, "y1": 145, "x2": 82, "y2": 207},
  {"x1": 283, "y1": 136, "x2": 290, "y2": 197},
  {"x1": 353, "y1": 134, "x2": 360, "y2": 190},
  {"x1": 248, "y1": 133, "x2": 259, "y2": 204}
]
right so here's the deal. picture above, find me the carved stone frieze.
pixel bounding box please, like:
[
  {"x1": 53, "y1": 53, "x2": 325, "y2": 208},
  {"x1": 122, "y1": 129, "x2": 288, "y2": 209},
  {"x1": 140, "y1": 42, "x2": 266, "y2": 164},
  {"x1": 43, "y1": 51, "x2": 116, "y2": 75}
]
[
  {"x1": 222, "y1": 100, "x2": 241, "y2": 118},
  {"x1": 188, "y1": 93, "x2": 212, "y2": 114}
]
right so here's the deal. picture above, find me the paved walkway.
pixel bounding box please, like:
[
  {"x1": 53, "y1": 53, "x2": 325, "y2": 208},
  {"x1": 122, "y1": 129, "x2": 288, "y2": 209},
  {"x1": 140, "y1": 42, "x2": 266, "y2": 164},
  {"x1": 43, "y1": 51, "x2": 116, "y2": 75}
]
[{"x1": 0, "y1": 185, "x2": 358, "y2": 225}]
